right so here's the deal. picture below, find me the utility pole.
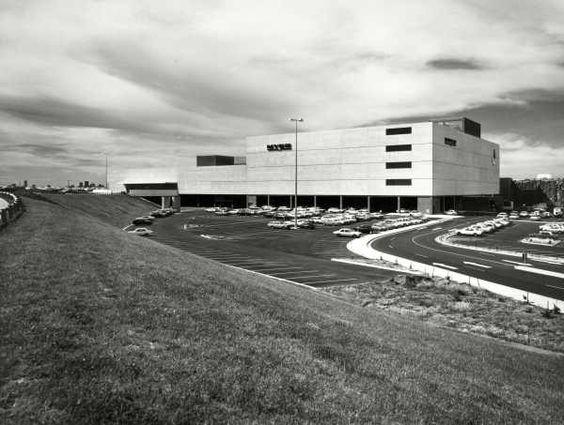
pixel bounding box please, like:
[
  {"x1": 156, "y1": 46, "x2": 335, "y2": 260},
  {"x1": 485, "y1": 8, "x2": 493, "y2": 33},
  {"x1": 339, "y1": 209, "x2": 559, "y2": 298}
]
[{"x1": 289, "y1": 118, "x2": 304, "y2": 229}]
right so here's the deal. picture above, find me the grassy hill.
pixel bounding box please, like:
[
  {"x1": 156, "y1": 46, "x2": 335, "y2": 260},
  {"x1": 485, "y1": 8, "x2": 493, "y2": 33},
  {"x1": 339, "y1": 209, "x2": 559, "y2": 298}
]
[
  {"x1": 40, "y1": 193, "x2": 157, "y2": 227},
  {"x1": 1, "y1": 197, "x2": 563, "y2": 424}
]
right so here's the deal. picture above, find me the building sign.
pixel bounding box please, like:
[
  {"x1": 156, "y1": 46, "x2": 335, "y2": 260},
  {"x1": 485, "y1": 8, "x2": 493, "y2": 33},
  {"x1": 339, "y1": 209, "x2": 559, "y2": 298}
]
[{"x1": 266, "y1": 143, "x2": 292, "y2": 151}]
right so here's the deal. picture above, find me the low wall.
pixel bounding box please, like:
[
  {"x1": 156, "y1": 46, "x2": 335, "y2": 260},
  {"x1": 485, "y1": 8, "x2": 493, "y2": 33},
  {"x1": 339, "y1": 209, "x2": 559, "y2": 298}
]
[{"x1": 0, "y1": 192, "x2": 24, "y2": 230}]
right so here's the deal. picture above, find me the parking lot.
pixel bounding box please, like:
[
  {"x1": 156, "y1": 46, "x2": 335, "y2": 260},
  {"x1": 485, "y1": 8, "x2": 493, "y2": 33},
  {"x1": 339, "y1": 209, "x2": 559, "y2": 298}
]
[
  {"x1": 147, "y1": 209, "x2": 406, "y2": 288},
  {"x1": 130, "y1": 206, "x2": 564, "y2": 296}
]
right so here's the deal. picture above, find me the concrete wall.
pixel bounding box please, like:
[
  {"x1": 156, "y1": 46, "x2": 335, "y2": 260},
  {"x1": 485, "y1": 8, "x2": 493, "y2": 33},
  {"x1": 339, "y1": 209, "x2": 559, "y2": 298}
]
[
  {"x1": 432, "y1": 123, "x2": 499, "y2": 196},
  {"x1": 245, "y1": 122, "x2": 434, "y2": 196}
]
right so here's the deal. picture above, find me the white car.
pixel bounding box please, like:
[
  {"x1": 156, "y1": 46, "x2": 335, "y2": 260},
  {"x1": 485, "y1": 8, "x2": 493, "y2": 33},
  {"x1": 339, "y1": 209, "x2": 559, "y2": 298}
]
[
  {"x1": 127, "y1": 227, "x2": 154, "y2": 236},
  {"x1": 445, "y1": 209, "x2": 458, "y2": 215},
  {"x1": 327, "y1": 207, "x2": 344, "y2": 214},
  {"x1": 267, "y1": 220, "x2": 290, "y2": 229},
  {"x1": 453, "y1": 226, "x2": 483, "y2": 236},
  {"x1": 332, "y1": 228, "x2": 362, "y2": 238}
]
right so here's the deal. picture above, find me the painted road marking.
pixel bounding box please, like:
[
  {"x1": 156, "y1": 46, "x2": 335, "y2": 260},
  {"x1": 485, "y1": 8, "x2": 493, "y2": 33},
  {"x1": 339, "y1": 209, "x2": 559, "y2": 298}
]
[
  {"x1": 269, "y1": 270, "x2": 318, "y2": 276},
  {"x1": 305, "y1": 278, "x2": 359, "y2": 285},
  {"x1": 463, "y1": 261, "x2": 491, "y2": 269},
  {"x1": 250, "y1": 266, "x2": 304, "y2": 271},
  {"x1": 226, "y1": 259, "x2": 268, "y2": 264},
  {"x1": 503, "y1": 259, "x2": 532, "y2": 266},
  {"x1": 514, "y1": 266, "x2": 564, "y2": 279},
  {"x1": 432, "y1": 227, "x2": 442, "y2": 230},
  {"x1": 292, "y1": 274, "x2": 337, "y2": 281},
  {"x1": 208, "y1": 255, "x2": 251, "y2": 259},
  {"x1": 546, "y1": 284, "x2": 564, "y2": 291},
  {"x1": 416, "y1": 253, "x2": 428, "y2": 258},
  {"x1": 432, "y1": 262, "x2": 458, "y2": 270}
]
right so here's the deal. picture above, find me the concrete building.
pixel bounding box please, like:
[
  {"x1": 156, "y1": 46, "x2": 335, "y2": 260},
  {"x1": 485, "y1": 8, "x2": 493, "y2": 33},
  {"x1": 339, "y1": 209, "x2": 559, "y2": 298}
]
[{"x1": 110, "y1": 117, "x2": 500, "y2": 213}]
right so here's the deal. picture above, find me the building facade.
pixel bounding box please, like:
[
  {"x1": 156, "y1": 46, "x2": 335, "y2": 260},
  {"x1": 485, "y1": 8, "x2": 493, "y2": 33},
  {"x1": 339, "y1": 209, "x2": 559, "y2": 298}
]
[{"x1": 111, "y1": 117, "x2": 500, "y2": 213}]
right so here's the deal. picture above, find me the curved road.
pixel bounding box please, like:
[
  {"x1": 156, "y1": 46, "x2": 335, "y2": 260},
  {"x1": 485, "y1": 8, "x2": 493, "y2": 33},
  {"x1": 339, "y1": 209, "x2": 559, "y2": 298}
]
[{"x1": 370, "y1": 218, "x2": 564, "y2": 301}]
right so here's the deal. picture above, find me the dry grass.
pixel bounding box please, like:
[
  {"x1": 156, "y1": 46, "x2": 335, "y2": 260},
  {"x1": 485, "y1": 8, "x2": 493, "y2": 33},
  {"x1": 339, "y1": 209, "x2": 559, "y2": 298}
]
[
  {"x1": 1, "y1": 198, "x2": 564, "y2": 424},
  {"x1": 324, "y1": 274, "x2": 564, "y2": 352}
]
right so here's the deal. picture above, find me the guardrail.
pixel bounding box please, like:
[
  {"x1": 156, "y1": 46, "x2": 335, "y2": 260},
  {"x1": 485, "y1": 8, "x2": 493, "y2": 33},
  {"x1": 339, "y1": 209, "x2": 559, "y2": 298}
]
[{"x1": 0, "y1": 191, "x2": 24, "y2": 230}]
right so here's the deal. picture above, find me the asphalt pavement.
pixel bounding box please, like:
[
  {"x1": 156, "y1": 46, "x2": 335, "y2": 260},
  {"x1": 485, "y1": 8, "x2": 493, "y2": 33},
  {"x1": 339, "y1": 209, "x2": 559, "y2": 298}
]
[
  {"x1": 370, "y1": 218, "x2": 564, "y2": 300},
  {"x1": 149, "y1": 211, "x2": 397, "y2": 288}
]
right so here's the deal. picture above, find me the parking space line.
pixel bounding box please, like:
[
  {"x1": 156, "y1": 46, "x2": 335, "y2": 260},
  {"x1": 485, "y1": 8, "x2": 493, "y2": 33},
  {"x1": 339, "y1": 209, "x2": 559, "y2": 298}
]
[
  {"x1": 302, "y1": 278, "x2": 358, "y2": 285},
  {"x1": 250, "y1": 266, "x2": 303, "y2": 271},
  {"x1": 225, "y1": 259, "x2": 267, "y2": 264},
  {"x1": 290, "y1": 274, "x2": 335, "y2": 280},
  {"x1": 207, "y1": 255, "x2": 252, "y2": 259},
  {"x1": 268, "y1": 270, "x2": 318, "y2": 276}
]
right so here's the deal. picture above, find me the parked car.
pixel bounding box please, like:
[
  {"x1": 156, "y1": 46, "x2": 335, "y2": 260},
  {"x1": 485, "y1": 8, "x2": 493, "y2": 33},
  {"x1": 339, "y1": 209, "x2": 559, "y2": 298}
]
[
  {"x1": 127, "y1": 227, "x2": 153, "y2": 236},
  {"x1": 354, "y1": 224, "x2": 373, "y2": 234},
  {"x1": 327, "y1": 207, "x2": 344, "y2": 214},
  {"x1": 267, "y1": 220, "x2": 291, "y2": 229},
  {"x1": 453, "y1": 226, "x2": 484, "y2": 236},
  {"x1": 445, "y1": 209, "x2": 458, "y2": 215},
  {"x1": 332, "y1": 228, "x2": 362, "y2": 238},
  {"x1": 519, "y1": 211, "x2": 529, "y2": 218},
  {"x1": 132, "y1": 216, "x2": 155, "y2": 225}
]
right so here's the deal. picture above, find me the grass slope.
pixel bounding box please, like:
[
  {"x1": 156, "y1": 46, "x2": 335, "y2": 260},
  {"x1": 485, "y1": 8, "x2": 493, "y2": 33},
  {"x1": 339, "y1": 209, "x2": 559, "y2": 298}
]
[
  {"x1": 1, "y1": 198, "x2": 563, "y2": 424},
  {"x1": 40, "y1": 193, "x2": 156, "y2": 227}
]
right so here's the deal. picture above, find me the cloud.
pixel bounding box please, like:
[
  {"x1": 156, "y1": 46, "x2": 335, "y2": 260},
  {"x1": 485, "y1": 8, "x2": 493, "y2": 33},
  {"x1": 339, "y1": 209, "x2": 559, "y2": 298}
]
[
  {"x1": 493, "y1": 132, "x2": 564, "y2": 178},
  {"x1": 426, "y1": 58, "x2": 484, "y2": 70},
  {"x1": 0, "y1": 0, "x2": 564, "y2": 185}
]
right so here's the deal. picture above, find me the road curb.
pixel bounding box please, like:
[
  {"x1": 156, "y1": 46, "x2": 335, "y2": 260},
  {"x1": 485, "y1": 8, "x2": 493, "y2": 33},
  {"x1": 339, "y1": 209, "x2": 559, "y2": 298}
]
[{"x1": 346, "y1": 226, "x2": 563, "y2": 310}]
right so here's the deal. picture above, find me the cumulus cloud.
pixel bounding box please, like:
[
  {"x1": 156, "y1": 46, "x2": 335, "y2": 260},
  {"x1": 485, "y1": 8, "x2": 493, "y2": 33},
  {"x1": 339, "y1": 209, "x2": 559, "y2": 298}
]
[
  {"x1": 0, "y1": 0, "x2": 563, "y2": 184},
  {"x1": 493, "y1": 133, "x2": 564, "y2": 179}
]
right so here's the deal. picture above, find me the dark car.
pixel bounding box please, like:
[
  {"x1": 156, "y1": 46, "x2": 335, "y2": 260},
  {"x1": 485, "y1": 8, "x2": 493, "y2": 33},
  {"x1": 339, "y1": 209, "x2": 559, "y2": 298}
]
[
  {"x1": 297, "y1": 221, "x2": 315, "y2": 230},
  {"x1": 132, "y1": 216, "x2": 154, "y2": 225},
  {"x1": 354, "y1": 224, "x2": 373, "y2": 234}
]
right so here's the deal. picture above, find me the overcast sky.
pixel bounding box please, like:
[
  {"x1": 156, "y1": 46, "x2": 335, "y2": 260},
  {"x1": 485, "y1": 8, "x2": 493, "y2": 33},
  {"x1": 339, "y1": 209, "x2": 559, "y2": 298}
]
[{"x1": 1, "y1": 0, "x2": 563, "y2": 186}]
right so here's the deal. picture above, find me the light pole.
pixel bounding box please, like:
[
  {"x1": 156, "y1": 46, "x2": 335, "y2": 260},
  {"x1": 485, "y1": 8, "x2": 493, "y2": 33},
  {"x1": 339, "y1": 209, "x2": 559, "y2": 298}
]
[{"x1": 289, "y1": 118, "x2": 303, "y2": 229}]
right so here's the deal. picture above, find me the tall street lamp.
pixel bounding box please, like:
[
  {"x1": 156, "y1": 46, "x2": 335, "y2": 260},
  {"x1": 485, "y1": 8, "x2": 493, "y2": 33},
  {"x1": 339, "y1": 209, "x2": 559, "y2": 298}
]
[{"x1": 289, "y1": 118, "x2": 304, "y2": 229}]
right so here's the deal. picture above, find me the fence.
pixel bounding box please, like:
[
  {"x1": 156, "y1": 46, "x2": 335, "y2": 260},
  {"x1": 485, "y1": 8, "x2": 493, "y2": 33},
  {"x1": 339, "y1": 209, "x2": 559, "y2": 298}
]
[{"x1": 0, "y1": 191, "x2": 24, "y2": 229}]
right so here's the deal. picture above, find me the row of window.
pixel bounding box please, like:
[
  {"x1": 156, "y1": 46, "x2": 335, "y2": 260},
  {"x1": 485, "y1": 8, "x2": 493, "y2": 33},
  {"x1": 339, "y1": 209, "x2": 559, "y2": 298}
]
[{"x1": 386, "y1": 127, "x2": 459, "y2": 148}]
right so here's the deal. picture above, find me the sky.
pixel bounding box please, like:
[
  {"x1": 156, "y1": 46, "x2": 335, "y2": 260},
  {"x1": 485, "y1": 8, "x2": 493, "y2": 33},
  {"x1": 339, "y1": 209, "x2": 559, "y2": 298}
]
[{"x1": 1, "y1": 0, "x2": 563, "y2": 186}]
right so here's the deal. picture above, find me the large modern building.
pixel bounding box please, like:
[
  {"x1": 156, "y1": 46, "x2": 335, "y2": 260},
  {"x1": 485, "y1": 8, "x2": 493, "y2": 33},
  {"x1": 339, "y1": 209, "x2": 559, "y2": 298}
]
[{"x1": 111, "y1": 117, "x2": 500, "y2": 213}]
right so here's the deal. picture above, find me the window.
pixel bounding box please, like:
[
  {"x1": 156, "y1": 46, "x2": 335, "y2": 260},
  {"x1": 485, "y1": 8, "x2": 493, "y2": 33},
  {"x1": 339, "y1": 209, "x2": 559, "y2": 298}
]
[
  {"x1": 386, "y1": 179, "x2": 412, "y2": 186},
  {"x1": 444, "y1": 137, "x2": 457, "y2": 147},
  {"x1": 386, "y1": 127, "x2": 412, "y2": 135},
  {"x1": 386, "y1": 161, "x2": 412, "y2": 169},
  {"x1": 385, "y1": 144, "x2": 412, "y2": 152}
]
